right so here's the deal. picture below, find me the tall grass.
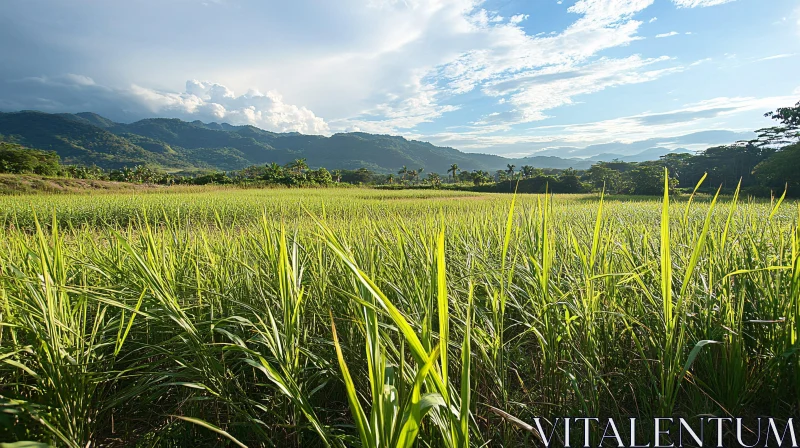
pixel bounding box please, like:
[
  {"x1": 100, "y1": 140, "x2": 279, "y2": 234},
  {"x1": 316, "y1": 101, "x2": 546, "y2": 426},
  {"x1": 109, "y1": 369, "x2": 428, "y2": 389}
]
[{"x1": 1, "y1": 186, "x2": 798, "y2": 446}]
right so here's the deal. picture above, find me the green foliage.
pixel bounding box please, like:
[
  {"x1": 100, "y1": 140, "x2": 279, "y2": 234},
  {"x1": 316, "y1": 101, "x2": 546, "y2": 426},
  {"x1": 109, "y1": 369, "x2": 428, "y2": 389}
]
[
  {"x1": 0, "y1": 112, "x2": 194, "y2": 169},
  {"x1": 753, "y1": 143, "x2": 800, "y2": 192},
  {"x1": 0, "y1": 188, "x2": 798, "y2": 446},
  {"x1": 622, "y1": 165, "x2": 678, "y2": 195},
  {"x1": 0, "y1": 143, "x2": 61, "y2": 175},
  {"x1": 340, "y1": 167, "x2": 376, "y2": 184},
  {"x1": 585, "y1": 164, "x2": 622, "y2": 191},
  {"x1": 749, "y1": 100, "x2": 800, "y2": 147}
]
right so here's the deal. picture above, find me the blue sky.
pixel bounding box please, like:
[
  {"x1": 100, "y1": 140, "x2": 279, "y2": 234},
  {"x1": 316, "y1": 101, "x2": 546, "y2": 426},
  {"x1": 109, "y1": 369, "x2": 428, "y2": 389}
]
[{"x1": 1, "y1": 0, "x2": 798, "y2": 157}]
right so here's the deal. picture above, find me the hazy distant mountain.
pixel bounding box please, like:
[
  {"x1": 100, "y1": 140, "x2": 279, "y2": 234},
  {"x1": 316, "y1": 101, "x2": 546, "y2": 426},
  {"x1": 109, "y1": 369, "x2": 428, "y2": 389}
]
[
  {"x1": 534, "y1": 130, "x2": 752, "y2": 159},
  {"x1": 586, "y1": 147, "x2": 696, "y2": 163},
  {"x1": 0, "y1": 111, "x2": 739, "y2": 173}
]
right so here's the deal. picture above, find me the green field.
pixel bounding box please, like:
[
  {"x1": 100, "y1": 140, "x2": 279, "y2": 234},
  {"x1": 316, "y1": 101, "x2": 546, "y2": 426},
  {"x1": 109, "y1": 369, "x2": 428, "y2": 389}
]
[{"x1": 1, "y1": 186, "x2": 799, "y2": 447}]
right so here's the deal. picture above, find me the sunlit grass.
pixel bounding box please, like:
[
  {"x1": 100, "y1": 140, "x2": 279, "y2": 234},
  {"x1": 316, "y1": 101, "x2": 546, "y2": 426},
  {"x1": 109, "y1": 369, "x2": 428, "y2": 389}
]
[{"x1": 1, "y1": 185, "x2": 798, "y2": 446}]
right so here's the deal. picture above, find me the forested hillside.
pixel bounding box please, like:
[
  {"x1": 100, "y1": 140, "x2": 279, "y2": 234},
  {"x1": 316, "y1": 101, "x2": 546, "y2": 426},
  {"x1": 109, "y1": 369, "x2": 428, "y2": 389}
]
[{"x1": 0, "y1": 111, "x2": 677, "y2": 172}]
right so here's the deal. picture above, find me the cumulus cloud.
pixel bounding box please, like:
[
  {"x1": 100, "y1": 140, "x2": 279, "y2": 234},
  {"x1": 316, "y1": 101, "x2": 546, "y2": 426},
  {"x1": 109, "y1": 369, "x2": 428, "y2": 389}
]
[
  {"x1": 671, "y1": 0, "x2": 736, "y2": 8},
  {"x1": 509, "y1": 14, "x2": 528, "y2": 24},
  {"x1": 130, "y1": 80, "x2": 330, "y2": 134},
  {"x1": 0, "y1": 75, "x2": 330, "y2": 135}
]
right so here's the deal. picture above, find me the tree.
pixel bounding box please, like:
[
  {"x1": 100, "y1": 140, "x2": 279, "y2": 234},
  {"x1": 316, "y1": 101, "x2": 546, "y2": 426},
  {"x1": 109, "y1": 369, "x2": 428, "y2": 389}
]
[
  {"x1": 0, "y1": 142, "x2": 61, "y2": 175},
  {"x1": 748, "y1": 100, "x2": 800, "y2": 147},
  {"x1": 691, "y1": 144, "x2": 773, "y2": 189},
  {"x1": 332, "y1": 169, "x2": 342, "y2": 183},
  {"x1": 520, "y1": 165, "x2": 542, "y2": 179},
  {"x1": 471, "y1": 170, "x2": 490, "y2": 185},
  {"x1": 506, "y1": 164, "x2": 516, "y2": 189},
  {"x1": 557, "y1": 168, "x2": 585, "y2": 193},
  {"x1": 288, "y1": 158, "x2": 308, "y2": 175},
  {"x1": 658, "y1": 153, "x2": 695, "y2": 186},
  {"x1": 387, "y1": 173, "x2": 395, "y2": 184},
  {"x1": 585, "y1": 164, "x2": 622, "y2": 192},
  {"x1": 448, "y1": 163, "x2": 459, "y2": 182},
  {"x1": 263, "y1": 162, "x2": 286, "y2": 183},
  {"x1": 622, "y1": 166, "x2": 677, "y2": 195},
  {"x1": 427, "y1": 172, "x2": 442, "y2": 187},
  {"x1": 341, "y1": 168, "x2": 374, "y2": 184},
  {"x1": 398, "y1": 166, "x2": 408, "y2": 181},
  {"x1": 309, "y1": 167, "x2": 333, "y2": 184},
  {"x1": 753, "y1": 143, "x2": 800, "y2": 193}
]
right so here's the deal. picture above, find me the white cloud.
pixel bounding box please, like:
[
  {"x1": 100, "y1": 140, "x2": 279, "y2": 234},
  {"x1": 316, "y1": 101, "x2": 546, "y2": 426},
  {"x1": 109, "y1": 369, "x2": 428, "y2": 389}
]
[
  {"x1": 509, "y1": 14, "x2": 529, "y2": 24},
  {"x1": 326, "y1": 0, "x2": 665, "y2": 134},
  {"x1": 5, "y1": 74, "x2": 331, "y2": 134},
  {"x1": 690, "y1": 58, "x2": 712, "y2": 66},
  {"x1": 479, "y1": 55, "x2": 680, "y2": 126},
  {"x1": 756, "y1": 53, "x2": 796, "y2": 62},
  {"x1": 419, "y1": 92, "x2": 796, "y2": 155},
  {"x1": 672, "y1": 0, "x2": 736, "y2": 8},
  {"x1": 539, "y1": 94, "x2": 796, "y2": 143},
  {"x1": 330, "y1": 74, "x2": 459, "y2": 133},
  {"x1": 649, "y1": 17, "x2": 657, "y2": 23},
  {"x1": 655, "y1": 31, "x2": 679, "y2": 38},
  {"x1": 129, "y1": 80, "x2": 330, "y2": 134}
]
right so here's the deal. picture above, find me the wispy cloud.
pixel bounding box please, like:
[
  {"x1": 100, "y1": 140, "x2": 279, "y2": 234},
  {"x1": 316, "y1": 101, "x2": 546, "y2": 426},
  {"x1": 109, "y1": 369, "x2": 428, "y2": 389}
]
[
  {"x1": 655, "y1": 31, "x2": 679, "y2": 38},
  {"x1": 755, "y1": 53, "x2": 796, "y2": 62},
  {"x1": 534, "y1": 95, "x2": 796, "y2": 143},
  {"x1": 671, "y1": 0, "x2": 736, "y2": 8}
]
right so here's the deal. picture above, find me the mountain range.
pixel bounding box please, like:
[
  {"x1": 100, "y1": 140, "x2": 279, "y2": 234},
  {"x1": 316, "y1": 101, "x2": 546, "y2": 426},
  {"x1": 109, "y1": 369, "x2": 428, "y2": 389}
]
[{"x1": 0, "y1": 110, "x2": 721, "y2": 173}]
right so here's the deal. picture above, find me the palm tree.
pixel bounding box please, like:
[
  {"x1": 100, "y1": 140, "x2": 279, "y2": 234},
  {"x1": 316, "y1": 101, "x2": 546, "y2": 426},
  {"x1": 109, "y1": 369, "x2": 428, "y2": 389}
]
[
  {"x1": 332, "y1": 169, "x2": 342, "y2": 183},
  {"x1": 521, "y1": 165, "x2": 534, "y2": 179},
  {"x1": 387, "y1": 174, "x2": 395, "y2": 184},
  {"x1": 398, "y1": 166, "x2": 408, "y2": 181},
  {"x1": 288, "y1": 158, "x2": 308, "y2": 175},
  {"x1": 408, "y1": 169, "x2": 418, "y2": 183},
  {"x1": 506, "y1": 164, "x2": 516, "y2": 190},
  {"x1": 448, "y1": 163, "x2": 459, "y2": 182},
  {"x1": 472, "y1": 170, "x2": 489, "y2": 185}
]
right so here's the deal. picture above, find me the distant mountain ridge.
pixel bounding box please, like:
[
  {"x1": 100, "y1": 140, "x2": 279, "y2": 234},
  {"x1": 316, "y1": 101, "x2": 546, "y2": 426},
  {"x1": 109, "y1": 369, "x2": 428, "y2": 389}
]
[{"x1": 0, "y1": 110, "x2": 713, "y2": 173}]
